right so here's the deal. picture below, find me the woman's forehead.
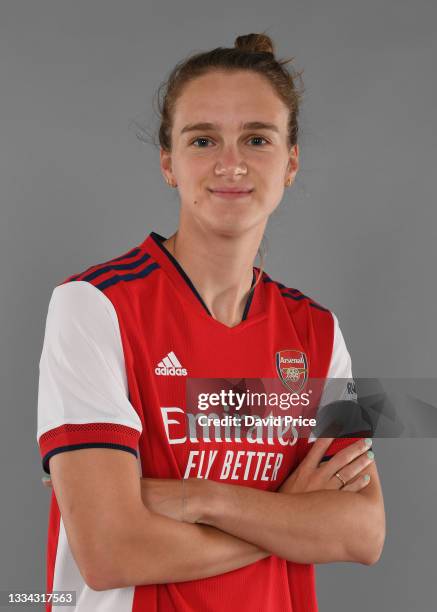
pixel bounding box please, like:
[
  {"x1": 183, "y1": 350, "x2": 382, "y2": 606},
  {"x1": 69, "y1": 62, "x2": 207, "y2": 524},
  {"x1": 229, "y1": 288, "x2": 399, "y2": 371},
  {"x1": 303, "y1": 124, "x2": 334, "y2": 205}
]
[{"x1": 173, "y1": 73, "x2": 287, "y2": 131}]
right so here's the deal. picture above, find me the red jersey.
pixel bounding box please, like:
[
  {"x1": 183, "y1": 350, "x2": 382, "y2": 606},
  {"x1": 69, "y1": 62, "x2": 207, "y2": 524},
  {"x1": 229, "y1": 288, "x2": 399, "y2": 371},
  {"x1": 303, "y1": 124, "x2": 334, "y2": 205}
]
[{"x1": 37, "y1": 231, "x2": 359, "y2": 611}]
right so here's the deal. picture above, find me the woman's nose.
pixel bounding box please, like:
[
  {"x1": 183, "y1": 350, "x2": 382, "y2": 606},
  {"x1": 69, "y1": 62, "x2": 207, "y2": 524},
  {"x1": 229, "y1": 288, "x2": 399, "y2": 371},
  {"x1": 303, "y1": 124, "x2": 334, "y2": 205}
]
[{"x1": 214, "y1": 144, "x2": 247, "y2": 174}]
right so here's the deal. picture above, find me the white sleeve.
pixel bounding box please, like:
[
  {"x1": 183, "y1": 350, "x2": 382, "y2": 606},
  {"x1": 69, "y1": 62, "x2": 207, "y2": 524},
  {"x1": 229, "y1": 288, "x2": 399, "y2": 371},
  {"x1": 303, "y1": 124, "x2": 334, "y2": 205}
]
[
  {"x1": 308, "y1": 312, "x2": 358, "y2": 444},
  {"x1": 319, "y1": 312, "x2": 357, "y2": 405},
  {"x1": 37, "y1": 281, "x2": 142, "y2": 474}
]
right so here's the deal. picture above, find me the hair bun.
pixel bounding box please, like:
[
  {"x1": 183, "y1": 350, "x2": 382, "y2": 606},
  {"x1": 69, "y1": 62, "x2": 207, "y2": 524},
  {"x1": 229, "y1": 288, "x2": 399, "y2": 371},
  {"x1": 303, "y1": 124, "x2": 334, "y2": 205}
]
[{"x1": 234, "y1": 33, "x2": 275, "y2": 55}]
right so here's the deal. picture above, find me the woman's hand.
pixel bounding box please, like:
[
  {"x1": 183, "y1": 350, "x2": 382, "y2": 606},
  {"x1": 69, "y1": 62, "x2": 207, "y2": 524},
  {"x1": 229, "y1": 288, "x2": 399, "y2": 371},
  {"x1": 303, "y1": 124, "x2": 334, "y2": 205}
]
[{"x1": 279, "y1": 437, "x2": 374, "y2": 495}]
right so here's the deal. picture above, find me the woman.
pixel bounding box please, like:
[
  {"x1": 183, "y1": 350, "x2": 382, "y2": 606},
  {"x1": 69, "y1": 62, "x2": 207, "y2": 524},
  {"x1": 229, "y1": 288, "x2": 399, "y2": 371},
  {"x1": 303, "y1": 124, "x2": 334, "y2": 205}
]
[{"x1": 37, "y1": 32, "x2": 385, "y2": 612}]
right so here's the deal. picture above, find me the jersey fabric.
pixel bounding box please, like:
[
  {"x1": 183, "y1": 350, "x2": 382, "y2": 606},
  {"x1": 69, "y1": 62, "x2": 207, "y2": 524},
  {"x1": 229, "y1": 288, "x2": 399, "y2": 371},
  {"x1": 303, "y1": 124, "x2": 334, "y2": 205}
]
[{"x1": 37, "y1": 231, "x2": 360, "y2": 612}]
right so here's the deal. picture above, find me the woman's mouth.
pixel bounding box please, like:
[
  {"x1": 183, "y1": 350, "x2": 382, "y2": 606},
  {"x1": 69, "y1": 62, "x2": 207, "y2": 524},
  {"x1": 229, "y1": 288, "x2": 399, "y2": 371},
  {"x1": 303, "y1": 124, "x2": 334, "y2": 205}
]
[{"x1": 208, "y1": 189, "x2": 254, "y2": 200}]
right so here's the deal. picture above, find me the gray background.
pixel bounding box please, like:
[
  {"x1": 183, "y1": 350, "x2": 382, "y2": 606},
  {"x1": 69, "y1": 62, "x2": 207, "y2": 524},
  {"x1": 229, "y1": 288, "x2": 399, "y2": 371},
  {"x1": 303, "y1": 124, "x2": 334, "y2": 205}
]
[{"x1": 1, "y1": 1, "x2": 436, "y2": 610}]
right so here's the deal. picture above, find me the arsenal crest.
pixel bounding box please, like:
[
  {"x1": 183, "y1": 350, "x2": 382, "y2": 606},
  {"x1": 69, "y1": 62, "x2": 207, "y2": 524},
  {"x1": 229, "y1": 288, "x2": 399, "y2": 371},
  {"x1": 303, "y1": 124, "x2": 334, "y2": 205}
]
[{"x1": 275, "y1": 349, "x2": 309, "y2": 392}]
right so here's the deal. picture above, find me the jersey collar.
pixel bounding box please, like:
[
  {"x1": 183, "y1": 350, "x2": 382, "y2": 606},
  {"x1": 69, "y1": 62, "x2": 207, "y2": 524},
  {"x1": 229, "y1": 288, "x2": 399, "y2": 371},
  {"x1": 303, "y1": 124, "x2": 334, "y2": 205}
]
[{"x1": 140, "y1": 231, "x2": 266, "y2": 326}]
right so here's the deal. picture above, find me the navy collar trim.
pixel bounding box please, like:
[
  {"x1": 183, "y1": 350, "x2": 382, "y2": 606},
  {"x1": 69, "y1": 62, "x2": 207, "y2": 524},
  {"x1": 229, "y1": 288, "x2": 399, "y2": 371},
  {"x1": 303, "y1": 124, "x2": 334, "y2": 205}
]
[{"x1": 150, "y1": 232, "x2": 256, "y2": 321}]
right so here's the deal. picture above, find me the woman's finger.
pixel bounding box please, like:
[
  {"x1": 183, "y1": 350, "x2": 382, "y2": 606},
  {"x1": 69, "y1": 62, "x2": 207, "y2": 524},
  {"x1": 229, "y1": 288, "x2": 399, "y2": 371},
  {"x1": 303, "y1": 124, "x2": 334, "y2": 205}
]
[
  {"x1": 321, "y1": 438, "x2": 372, "y2": 479},
  {"x1": 333, "y1": 450, "x2": 375, "y2": 485},
  {"x1": 42, "y1": 476, "x2": 53, "y2": 488},
  {"x1": 302, "y1": 437, "x2": 335, "y2": 470},
  {"x1": 341, "y1": 473, "x2": 371, "y2": 492}
]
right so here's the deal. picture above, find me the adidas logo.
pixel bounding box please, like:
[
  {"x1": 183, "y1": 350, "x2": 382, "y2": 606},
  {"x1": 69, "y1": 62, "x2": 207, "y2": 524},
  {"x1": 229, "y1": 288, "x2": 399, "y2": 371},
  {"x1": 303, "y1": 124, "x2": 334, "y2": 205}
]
[{"x1": 155, "y1": 351, "x2": 187, "y2": 376}]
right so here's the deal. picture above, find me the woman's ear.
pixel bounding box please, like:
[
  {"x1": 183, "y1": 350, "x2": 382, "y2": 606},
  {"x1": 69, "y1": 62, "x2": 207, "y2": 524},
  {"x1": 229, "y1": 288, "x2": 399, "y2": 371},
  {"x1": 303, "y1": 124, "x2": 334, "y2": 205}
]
[
  {"x1": 289, "y1": 144, "x2": 299, "y2": 174},
  {"x1": 160, "y1": 147, "x2": 175, "y2": 186}
]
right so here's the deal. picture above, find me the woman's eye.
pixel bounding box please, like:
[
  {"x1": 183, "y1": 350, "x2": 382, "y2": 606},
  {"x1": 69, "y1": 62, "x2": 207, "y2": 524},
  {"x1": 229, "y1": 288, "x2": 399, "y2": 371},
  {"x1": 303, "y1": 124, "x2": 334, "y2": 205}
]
[
  {"x1": 191, "y1": 137, "x2": 213, "y2": 147},
  {"x1": 190, "y1": 136, "x2": 269, "y2": 147},
  {"x1": 249, "y1": 136, "x2": 269, "y2": 146}
]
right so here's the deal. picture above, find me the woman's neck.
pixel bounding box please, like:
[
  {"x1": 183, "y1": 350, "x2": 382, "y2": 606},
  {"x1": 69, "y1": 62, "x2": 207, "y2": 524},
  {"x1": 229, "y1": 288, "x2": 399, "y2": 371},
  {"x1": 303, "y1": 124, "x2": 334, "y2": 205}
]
[{"x1": 163, "y1": 222, "x2": 265, "y2": 327}]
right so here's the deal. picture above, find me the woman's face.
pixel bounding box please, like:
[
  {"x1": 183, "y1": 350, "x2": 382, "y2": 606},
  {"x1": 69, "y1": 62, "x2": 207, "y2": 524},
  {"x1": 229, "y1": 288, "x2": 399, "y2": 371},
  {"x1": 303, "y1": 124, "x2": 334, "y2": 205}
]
[{"x1": 160, "y1": 69, "x2": 299, "y2": 237}]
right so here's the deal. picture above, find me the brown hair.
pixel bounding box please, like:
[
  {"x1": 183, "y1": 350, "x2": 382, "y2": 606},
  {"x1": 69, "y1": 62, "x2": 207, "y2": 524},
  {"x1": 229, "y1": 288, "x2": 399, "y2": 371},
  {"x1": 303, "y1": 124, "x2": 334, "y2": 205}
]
[{"x1": 155, "y1": 31, "x2": 304, "y2": 152}]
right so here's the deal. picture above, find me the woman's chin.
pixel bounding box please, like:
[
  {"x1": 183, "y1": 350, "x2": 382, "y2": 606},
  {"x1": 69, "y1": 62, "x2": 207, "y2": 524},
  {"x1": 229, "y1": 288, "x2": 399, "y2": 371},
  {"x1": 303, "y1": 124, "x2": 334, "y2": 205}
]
[
  {"x1": 202, "y1": 211, "x2": 266, "y2": 238},
  {"x1": 182, "y1": 195, "x2": 269, "y2": 236}
]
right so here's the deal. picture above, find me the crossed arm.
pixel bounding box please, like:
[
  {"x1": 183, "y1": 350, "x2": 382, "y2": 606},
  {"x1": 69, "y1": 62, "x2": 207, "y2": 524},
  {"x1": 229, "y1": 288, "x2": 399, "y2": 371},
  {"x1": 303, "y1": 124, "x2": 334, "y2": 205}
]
[{"x1": 48, "y1": 436, "x2": 385, "y2": 591}]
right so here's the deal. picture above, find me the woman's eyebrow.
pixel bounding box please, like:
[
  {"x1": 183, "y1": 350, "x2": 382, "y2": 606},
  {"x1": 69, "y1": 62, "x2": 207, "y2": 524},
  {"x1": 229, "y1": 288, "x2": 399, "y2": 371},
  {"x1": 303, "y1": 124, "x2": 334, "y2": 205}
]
[{"x1": 180, "y1": 121, "x2": 280, "y2": 135}]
